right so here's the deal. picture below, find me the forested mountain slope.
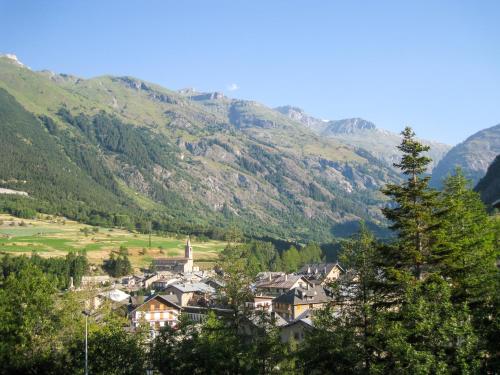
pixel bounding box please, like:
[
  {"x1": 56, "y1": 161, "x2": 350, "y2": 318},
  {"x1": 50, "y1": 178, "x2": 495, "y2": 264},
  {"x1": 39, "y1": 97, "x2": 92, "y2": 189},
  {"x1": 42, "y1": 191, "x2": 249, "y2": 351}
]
[{"x1": 0, "y1": 55, "x2": 403, "y2": 240}]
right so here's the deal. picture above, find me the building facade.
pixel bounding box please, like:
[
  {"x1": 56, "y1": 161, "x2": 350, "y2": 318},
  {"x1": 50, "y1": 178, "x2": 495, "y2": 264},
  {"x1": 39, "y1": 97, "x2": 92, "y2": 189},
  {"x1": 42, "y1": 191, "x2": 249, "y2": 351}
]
[
  {"x1": 130, "y1": 295, "x2": 181, "y2": 329},
  {"x1": 152, "y1": 238, "x2": 195, "y2": 273}
]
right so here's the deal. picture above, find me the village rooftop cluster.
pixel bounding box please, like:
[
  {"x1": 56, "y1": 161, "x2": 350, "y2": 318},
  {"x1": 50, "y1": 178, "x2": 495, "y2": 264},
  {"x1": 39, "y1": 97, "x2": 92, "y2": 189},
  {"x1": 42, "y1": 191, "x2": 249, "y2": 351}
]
[{"x1": 80, "y1": 238, "x2": 344, "y2": 344}]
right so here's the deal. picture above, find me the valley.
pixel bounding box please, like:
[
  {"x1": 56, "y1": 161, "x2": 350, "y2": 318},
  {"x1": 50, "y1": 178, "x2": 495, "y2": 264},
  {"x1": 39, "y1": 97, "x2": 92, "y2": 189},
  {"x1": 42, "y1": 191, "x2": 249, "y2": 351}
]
[{"x1": 0, "y1": 213, "x2": 226, "y2": 269}]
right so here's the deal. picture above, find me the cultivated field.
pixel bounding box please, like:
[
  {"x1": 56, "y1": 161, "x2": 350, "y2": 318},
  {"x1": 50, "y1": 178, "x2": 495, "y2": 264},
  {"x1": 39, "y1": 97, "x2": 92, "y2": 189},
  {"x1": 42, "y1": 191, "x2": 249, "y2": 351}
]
[{"x1": 0, "y1": 214, "x2": 227, "y2": 270}]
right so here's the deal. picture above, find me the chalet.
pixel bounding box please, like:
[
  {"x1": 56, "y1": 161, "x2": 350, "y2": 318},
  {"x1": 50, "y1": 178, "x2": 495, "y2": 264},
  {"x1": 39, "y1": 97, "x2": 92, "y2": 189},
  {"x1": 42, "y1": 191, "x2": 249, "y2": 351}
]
[
  {"x1": 297, "y1": 262, "x2": 345, "y2": 285},
  {"x1": 246, "y1": 295, "x2": 274, "y2": 312},
  {"x1": 152, "y1": 238, "x2": 197, "y2": 273},
  {"x1": 130, "y1": 294, "x2": 181, "y2": 329},
  {"x1": 280, "y1": 316, "x2": 314, "y2": 343},
  {"x1": 272, "y1": 285, "x2": 331, "y2": 321},
  {"x1": 151, "y1": 275, "x2": 181, "y2": 290},
  {"x1": 163, "y1": 282, "x2": 215, "y2": 307},
  {"x1": 203, "y1": 278, "x2": 225, "y2": 291},
  {"x1": 182, "y1": 305, "x2": 234, "y2": 323},
  {"x1": 143, "y1": 273, "x2": 160, "y2": 289},
  {"x1": 254, "y1": 274, "x2": 312, "y2": 297},
  {"x1": 255, "y1": 271, "x2": 285, "y2": 281}
]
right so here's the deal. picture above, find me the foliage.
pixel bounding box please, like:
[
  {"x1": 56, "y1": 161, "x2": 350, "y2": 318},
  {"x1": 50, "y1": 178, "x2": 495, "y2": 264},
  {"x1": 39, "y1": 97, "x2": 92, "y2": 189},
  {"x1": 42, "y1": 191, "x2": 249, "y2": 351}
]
[
  {"x1": 0, "y1": 251, "x2": 88, "y2": 288},
  {"x1": 300, "y1": 129, "x2": 498, "y2": 373},
  {"x1": 103, "y1": 252, "x2": 132, "y2": 277},
  {"x1": 0, "y1": 265, "x2": 85, "y2": 374},
  {"x1": 381, "y1": 126, "x2": 441, "y2": 281}
]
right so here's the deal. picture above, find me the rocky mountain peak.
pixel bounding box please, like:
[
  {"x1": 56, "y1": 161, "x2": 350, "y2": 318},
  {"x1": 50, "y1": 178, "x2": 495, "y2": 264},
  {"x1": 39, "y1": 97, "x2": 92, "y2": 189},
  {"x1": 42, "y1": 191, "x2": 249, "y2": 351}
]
[
  {"x1": 324, "y1": 118, "x2": 377, "y2": 134},
  {"x1": 275, "y1": 105, "x2": 328, "y2": 132}
]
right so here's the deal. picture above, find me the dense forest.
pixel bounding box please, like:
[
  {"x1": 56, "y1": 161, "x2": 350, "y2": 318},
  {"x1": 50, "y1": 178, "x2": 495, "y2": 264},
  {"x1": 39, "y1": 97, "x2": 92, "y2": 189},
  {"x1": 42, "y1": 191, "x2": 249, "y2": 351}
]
[{"x1": 0, "y1": 128, "x2": 498, "y2": 374}]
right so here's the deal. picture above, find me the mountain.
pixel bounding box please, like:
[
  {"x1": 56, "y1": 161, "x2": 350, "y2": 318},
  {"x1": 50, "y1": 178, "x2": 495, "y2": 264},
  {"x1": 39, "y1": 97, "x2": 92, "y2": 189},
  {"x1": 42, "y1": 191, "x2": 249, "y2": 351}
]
[
  {"x1": 475, "y1": 154, "x2": 500, "y2": 209},
  {"x1": 0, "y1": 55, "x2": 404, "y2": 241},
  {"x1": 432, "y1": 124, "x2": 500, "y2": 186},
  {"x1": 275, "y1": 106, "x2": 450, "y2": 171}
]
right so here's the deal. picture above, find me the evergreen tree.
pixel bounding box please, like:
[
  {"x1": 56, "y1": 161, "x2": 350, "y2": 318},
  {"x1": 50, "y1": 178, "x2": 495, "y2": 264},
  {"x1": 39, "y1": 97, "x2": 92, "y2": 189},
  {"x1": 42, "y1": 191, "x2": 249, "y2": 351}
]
[
  {"x1": 281, "y1": 246, "x2": 301, "y2": 273},
  {"x1": 381, "y1": 276, "x2": 479, "y2": 374},
  {"x1": 299, "y1": 243, "x2": 323, "y2": 265},
  {"x1": 434, "y1": 169, "x2": 497, "y2": 304},
  {"x1": 382, "y1": 126, "x2": 441, "y2": 281},
  {"x1": 299, "y1": 223, "x2": 384, "y2": 374},
  {"x1": 434, "y1": 170, "x2": 499, "y2": 371}
]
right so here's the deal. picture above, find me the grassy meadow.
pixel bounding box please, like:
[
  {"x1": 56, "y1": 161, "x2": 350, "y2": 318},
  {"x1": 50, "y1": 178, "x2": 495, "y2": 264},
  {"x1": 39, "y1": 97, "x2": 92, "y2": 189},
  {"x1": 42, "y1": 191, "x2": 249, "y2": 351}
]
[{"x1": 0, "y1": 214, "x2": 227, "y2": 270}]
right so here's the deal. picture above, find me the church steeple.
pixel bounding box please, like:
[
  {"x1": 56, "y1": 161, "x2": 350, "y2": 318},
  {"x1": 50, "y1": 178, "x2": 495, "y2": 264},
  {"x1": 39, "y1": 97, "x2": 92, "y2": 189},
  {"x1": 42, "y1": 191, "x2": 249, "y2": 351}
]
[{"x1": 185, "y1": 237, "x2": 193, "y2": 260}]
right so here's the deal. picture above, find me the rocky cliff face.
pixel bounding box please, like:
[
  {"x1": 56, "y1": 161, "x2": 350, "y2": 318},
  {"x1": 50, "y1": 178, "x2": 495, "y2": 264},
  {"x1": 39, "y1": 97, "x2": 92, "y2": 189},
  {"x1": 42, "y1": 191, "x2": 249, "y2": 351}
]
[
  {"x1": 276, "y1": 106, "x2": 450, "y2": 172},
  {"x1": 323, "y1": 118, "x2": 376, "y2": 134},
  {"x1": 475, "y1": 154, "x2": 500, "y2": 208},
  {"x1": 432, "y1": 124, "x2": 500, "y2": 186}
]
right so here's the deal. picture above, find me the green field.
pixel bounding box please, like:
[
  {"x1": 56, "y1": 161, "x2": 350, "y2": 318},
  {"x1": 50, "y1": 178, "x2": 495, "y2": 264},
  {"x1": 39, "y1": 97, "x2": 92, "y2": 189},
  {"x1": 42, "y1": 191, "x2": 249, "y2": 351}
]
[{"x1": 0, "y1": 214, "x2": 227, "y2": 270}]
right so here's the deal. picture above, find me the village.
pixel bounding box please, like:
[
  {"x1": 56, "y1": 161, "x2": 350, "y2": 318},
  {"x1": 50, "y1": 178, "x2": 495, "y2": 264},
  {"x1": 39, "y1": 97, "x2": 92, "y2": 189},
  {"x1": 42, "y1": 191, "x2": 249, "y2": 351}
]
[{"x1": 80, "y1": 238, "x2": 344, "y2": 344}]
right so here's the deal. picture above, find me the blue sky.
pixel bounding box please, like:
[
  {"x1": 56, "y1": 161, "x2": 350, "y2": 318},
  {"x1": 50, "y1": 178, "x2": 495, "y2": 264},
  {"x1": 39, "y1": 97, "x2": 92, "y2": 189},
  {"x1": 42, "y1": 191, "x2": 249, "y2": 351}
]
[{"x1": 1, "y1": 1, "x2": 499, "y2": 145}]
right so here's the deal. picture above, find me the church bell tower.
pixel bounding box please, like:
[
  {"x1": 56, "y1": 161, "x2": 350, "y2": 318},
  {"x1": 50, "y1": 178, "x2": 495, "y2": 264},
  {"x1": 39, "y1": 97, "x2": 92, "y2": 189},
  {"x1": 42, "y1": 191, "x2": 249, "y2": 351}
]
[
  {"x1": 185, "y1": 237, "x2": 193, "y2": 260},
  {"x1": 184, "y1": 237, "x2": 194, "y2": 273}
]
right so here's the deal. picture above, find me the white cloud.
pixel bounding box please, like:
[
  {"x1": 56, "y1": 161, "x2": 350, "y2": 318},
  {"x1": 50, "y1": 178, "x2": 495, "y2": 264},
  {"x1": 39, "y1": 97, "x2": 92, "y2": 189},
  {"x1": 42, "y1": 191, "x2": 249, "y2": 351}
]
[{"x1": 227, "y1": 83, "x2": 239, "y2": 91}]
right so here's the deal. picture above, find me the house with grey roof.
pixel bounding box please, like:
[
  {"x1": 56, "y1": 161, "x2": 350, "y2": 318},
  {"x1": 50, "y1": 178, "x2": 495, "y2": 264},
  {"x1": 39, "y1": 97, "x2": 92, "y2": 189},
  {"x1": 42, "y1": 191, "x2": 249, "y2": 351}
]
[
  {"x1": 272, "y1": 284, "x2": 331, "y2": 321},
  {"x1": 254, "y1": 274, "x2": 312, "y2": 297},
  {"x1": 163, "y1": 282, "x2": 216, "y2": 306},
  {"x1": 297, "y1": 262, "x2": 345, "y2": 285}
]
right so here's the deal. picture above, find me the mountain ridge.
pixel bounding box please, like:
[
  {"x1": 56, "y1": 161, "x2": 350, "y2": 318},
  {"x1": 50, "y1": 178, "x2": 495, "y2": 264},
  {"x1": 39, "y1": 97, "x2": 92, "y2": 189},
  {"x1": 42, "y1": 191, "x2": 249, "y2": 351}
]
[
  {"x1": 275, "y1": 105, "x2": 451, "y2": 171},
  {"x1": 0, "y1": 55, "x2": 402, "y2": 241},
  {"x1": 432, "y1": 123, "x2": 500, "y2": 187}
]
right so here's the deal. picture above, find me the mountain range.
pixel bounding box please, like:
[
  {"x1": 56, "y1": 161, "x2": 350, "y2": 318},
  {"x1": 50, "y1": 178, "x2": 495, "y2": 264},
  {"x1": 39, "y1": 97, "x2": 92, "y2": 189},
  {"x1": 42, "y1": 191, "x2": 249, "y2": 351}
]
[
  {"x1": 275, "y1": 106, "x2": 451, "y2": 171},
  {"x1": 431, "y1": 123, "x2": 500, "y2": 187},
  {"x1": 0, "y1": 55, "x2": 403, "y2": 241},
  {"x1": 0, "y1": 54, "x2": 497, "y2": 241}
]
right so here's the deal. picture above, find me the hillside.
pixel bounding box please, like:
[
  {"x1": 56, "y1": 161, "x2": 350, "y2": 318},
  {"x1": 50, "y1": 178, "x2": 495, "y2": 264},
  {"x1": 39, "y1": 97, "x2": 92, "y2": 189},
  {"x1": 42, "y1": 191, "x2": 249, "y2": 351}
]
[
  {"x1": 431, "y1": 123, "x2": 500, "y2": 186},
  {"x1": 275, "y1": 106, "x2": 450, "y2": 171},
  {"x1": 0, "y1": 213, "x2": 225, "y2": 270},
  {"x1": 0, "y1": 55, "x2": 403, "y2": 241},
  {"x1": 475, "y1": 154, "x2": 500, "y2": 209}
]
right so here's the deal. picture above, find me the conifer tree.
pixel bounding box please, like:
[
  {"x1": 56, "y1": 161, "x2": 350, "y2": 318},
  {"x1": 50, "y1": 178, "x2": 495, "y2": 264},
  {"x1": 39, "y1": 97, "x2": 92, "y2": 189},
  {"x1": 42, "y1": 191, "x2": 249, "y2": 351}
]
[
  {"x1": 299, "y1": 224, "x2": 384, "y2": 374},
  {"x1": 382, "y1": 126, "x2": 440, "y2": 281},
  {"x1": 381, "y1": 276, "x2": 479, "y2": 374},
  {"x1": 434, "y1": 169, "x2": 497, "y2": 304},
  {"x1": 435, "y1": 169, "x2": 499, "y2": 371}
]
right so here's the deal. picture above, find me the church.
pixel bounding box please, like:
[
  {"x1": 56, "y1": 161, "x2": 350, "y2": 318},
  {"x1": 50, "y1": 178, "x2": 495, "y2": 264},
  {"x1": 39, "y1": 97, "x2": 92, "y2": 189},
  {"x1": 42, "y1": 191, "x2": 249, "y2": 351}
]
[{"x1": 152, "y1": 237, "x2": 195, "y2": 273}]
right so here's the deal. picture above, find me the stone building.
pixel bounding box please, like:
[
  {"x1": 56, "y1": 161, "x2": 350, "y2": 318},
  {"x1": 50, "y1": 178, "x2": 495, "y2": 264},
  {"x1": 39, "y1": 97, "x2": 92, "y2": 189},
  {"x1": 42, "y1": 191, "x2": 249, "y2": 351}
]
[{"x1": 152, "y1": 238, "x2": 195, "y2": 273}]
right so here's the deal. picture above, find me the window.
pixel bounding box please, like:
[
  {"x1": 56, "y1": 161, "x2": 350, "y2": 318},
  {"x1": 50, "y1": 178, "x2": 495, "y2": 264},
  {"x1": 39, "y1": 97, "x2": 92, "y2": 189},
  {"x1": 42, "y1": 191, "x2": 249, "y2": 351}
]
[{"x1": 294, "y1": 332, "x2": 300, "y2": 340}]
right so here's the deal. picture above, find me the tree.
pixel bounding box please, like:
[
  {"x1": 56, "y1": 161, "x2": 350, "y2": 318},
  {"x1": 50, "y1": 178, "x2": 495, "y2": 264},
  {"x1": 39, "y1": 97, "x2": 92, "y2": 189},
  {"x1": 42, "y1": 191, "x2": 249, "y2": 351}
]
[
  {"x1": 381, "y1": 276, "x2": 479, "y2": 374},
  {"x1": 103, "y1": 253, "x2": 132, "y2": 277},
  {"x1": 217, "y1": 245, "x2": 253, "y2": 325},
  {"x1": 0, "y1": 265, "x2": 84, "y2": 373},
  {"x1": 299, "y1": 223, "x2": 384, "y2": 374},
  {"x1": 299, "y1": 243, "x2": 323, "y2": 265},
  {"x1": 434, "y1": 170, "x2": 499, "y2": 371},
  {"x1": 382, "y1": 127, "x2": 441, "y2": 281},
  {"x1": 434, "y1": 169, "x2": 497, "y2": 304},
  {"x1": 85, "y1": 317, "x2": 146, "y2": 375},
  {"x1": 281, "y1": 246, "x2": 301, "y2": 273}
]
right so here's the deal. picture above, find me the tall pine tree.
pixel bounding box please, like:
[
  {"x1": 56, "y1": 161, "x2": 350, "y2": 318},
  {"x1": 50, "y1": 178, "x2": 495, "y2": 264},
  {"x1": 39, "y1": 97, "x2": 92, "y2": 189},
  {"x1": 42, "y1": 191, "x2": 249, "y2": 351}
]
[{"x1": 382, "y1": 126, "x2": 440, "y2": 281}]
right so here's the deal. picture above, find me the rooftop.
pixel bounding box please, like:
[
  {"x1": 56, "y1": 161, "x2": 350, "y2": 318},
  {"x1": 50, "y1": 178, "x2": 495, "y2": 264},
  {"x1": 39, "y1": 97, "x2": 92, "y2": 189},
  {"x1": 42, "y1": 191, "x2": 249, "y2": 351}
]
[
  {"x1": 273, "y1": 285, "x2": 331, "y2": 306},
  {"x1": 255, "y1": 274, "x2": 309, "y2": 290}
]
